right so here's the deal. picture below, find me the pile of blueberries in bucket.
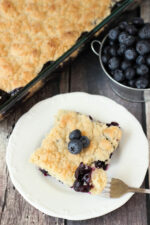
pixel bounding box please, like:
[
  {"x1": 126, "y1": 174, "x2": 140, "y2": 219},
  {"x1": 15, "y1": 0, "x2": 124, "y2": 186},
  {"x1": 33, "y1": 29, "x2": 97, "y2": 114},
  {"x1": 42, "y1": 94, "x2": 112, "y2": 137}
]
[{"x1": 102, "y1": 17, "x2": 150, "y2": 89}]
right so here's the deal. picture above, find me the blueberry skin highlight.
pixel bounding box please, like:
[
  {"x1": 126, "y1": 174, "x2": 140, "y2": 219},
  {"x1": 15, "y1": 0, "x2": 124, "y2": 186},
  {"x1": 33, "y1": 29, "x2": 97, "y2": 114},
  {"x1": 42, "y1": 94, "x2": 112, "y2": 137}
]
[
  {"x1": 108, "y1": 57, "x2": 120, "y2": 70},
  {"x1": 68, "y1": 140, "x2": 83, "y2": 154},
  {"x1": 136, "y1": 40, "x2": 150, "y2": 55},
  {"x1": 69, "y1": 129, "x2": 81, "y2": 140},
  {"x1": 135, "y1": 77, "x2": 149, "y2": 89},
  {"x1": 80, "y1": 136, "x2": 90, "y2": 148}
]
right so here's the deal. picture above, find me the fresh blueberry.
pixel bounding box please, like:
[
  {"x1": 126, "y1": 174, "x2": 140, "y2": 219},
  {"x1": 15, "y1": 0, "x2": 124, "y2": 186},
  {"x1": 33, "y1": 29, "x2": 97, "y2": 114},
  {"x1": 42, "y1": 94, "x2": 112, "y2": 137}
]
[
  {"x1": 118, "y1": 32, "x2": 127, "y2": 44},
  {"x1": 125, "y1": 68, "x2": 135, "y2": 80},
  {"x1": 109, "y1": 40, "x2": 115, "y2": 46},
  {"x1": 136, "y1": 55, "x2": 145, "y2": 65},
  {"x1": 119, "y1": 21, "x2": 128, "y2": 30},
  {"x1": 117, "y1": 44, "x2": 126, "y2": 55},
  {"x1": 128, "y1": 79, "x2": 136, "y2": 87},
  {"x1": 69, "y1": 129, "x2": 81, "y2": 140},
  {"x1": 125, "y1": 48, "x2": 137, "y2": 61},
  {"x1": 146, "y1": 55, "x2": 150, "y2": 66},
  {"x1": 113, "y1": 69, "x2": 125, "y2": 82},
  {"x1": 80, "y1": 136, "x2": 90, "y2": 148},
  {"x1": 135, "y1": 77, "x2": 149, "y2": 89},
  {"x1": 68, "y1": 140, "x2": 83, "y2": 154},
  {"x1": 0, "y1": 90, "x2": 10, "y2": 105},
  {"x1": 118, "y1": 32, "x2": 135, "y2": 46},
  {"x1": 108, "y1": 28, "x2": 119, "y2": 41},
  {"x1": 103, "y1": 46, "x2": 110, "y2": 55},
  {"x1": 126, "y1": 24, "x2": 137, "y2": 35},
  {"x1": 136, "y1": 64, "x2": 149, "y2": 75},
  {"x1": 102, "y1": 55, "x2": 109, "y2": 64},
  {"x1": 136, "y1": 40, "x2": 150, "y2": 55},
  {"x1": 121, "y1": 60, "x2": 131, "y2": 70},
  {"x1": 108, "y1": 57, "x2": 120, "y2": 70},
  {"x1": 138, "y1": 24, "x2": 150, "y2": 39},
  {"x1": 109, "y1": 46, "x2": 117, "y2": 56},
  {"x1": 132, "y1": 17, "x2": 144, "y2": 27}
]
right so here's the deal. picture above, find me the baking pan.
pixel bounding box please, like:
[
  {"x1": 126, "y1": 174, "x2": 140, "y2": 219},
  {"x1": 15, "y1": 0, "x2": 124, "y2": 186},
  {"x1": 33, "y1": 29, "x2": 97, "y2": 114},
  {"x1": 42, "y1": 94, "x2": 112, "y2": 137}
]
[{"x1": 0, "y1": 0, "x2": 134, "y2": 120}]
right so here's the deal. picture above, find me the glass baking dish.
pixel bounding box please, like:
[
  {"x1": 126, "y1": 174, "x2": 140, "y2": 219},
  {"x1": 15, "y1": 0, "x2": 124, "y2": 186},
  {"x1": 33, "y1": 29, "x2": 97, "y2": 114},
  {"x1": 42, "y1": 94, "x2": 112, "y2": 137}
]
[{"x1": 0, "y1": 0, "x2": 133, "y2": 120}]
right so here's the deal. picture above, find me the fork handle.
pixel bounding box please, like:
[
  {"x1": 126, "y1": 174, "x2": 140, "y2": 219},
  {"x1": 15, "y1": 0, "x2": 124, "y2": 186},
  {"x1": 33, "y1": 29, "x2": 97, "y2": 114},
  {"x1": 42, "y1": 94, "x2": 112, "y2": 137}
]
[{"x1": 128, "y1": 187, "x2": 150, "y2": 194}]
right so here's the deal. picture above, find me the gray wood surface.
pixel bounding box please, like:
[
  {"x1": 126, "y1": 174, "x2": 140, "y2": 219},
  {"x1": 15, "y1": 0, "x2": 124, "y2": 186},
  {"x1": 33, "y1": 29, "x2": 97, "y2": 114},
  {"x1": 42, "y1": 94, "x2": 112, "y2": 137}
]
[
  {"x1": 141, "y1": 0, "x2": 150, "y2": 187},
  {"x1": 0, "y1": 1, "x2": 150, "y2": 225}
]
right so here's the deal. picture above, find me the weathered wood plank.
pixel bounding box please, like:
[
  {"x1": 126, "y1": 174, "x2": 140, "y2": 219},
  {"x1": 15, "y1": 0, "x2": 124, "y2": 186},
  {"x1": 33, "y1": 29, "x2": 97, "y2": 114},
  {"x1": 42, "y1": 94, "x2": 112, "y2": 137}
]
[
  {"x1": 68, "y1": 41, "x2": 147, "y2": 225},
  {"x1": 141, "y1": 1, "x2": 150, "y2": 224},
  {"x1": 0, "y1": 74, "x2": 69, "y2": 225},
  {"x1": 0, "y1": 109, "x2": 22, "y2": 225},
  {"x1": 141, "y1": 0, "x2": 150, "y2": 186},
  {"x1": 59, "y1": 64, "x2": 71, "y2": 93}
]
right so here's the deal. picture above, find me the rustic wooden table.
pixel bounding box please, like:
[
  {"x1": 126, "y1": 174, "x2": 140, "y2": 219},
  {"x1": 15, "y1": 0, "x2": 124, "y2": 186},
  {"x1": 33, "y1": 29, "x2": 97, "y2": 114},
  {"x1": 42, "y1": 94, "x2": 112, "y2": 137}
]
[{"x1": 0, "y1": 1, "x2": 150, "y2": 225}]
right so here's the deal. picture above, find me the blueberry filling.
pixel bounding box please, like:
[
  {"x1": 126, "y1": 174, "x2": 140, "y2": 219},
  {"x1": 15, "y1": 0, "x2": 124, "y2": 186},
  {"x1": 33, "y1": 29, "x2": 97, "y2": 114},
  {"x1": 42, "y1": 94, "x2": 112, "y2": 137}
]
[
  {"x1": 76, "y1": 32, "x2": 89, "y2": 42},
  {"x1": 0, "y1": 87, "x2": 24, "y2": 106},
  {"x1": 106, "y1": 122, "x2": 119, "y2": 127},
  {"x1": 109, "y1": 153, "x2": 113, "y2": 159},
  {"x1": 73, "y1": 162, "x2": 93, "y2": 192},
  {"x1": 9, "y1": 87, "x2": 23, "y2": 97},
  {"x1": 41, "y1": 61, "x2": 54, "y2": 72},
  {"x1": 94, "y1": 160, "x2": 108, "y2": 170},
  {"x1": 89, "y1": 115, "x2": 93, "y2": 121},
  {"x1": 39, "y1": 168, "x2": 50, "y2": 176},
  {"x1": 0, "y1": 89, "x2": 10, "y2": 105}
]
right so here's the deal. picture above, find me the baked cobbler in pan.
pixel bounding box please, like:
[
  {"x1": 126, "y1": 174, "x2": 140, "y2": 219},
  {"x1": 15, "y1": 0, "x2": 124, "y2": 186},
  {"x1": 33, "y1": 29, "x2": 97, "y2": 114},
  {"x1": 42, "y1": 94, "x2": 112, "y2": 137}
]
[{"x1": 0, "y1": 0, "x2": 115, "y2": 93}]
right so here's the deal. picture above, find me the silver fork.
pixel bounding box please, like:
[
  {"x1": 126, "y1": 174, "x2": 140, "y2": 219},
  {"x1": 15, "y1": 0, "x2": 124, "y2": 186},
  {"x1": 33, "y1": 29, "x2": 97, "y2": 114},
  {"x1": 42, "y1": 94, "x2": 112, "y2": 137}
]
[{"x1": 102, "y1": 178, "x2": 150, "y2": 198}]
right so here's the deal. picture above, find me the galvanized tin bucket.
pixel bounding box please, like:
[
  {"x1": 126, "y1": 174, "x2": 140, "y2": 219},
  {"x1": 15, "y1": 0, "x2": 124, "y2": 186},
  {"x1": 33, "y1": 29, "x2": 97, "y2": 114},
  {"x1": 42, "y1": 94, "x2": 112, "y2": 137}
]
[{"x1": 91, "y1": 36, "x2": 150, "y2": 102}]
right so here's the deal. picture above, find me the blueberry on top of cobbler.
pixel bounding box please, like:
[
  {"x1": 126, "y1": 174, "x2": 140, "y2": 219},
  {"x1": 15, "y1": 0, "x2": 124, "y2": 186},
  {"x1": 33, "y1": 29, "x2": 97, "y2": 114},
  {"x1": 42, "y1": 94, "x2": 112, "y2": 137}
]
[
  {"x1": 69, "y1": 129, "x2": 81, "y2": 140},
  {"x1": 80, "y1": 136, "x2": 90, "y2": 148},
  {"x1": 68, "y1": 139, "x2": 83, "y2": 154},
  {"x1": 68, "y1": 129, "x2": 90, "y2": 154}
]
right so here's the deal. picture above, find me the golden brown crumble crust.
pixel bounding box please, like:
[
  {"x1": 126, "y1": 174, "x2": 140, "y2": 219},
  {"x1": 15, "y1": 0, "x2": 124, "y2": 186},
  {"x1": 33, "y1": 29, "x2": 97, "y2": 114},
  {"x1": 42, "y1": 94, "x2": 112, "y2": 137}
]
[{"x1": 0, "y1": 0, "x2": 113, "y2": 92}]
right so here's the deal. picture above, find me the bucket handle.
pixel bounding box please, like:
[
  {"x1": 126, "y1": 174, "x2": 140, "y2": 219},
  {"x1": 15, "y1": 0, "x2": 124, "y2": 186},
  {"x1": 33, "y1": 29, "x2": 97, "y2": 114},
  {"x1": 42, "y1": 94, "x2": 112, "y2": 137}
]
[{"x1": 91, "y1": 40, "x2": 102, "y2": 56}]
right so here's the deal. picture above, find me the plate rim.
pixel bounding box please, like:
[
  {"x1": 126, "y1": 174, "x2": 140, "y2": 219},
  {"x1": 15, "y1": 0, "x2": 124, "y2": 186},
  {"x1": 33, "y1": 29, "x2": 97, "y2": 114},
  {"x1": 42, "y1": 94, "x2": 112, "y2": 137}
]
[{"x1": 6, "y1": 92, "x2": 149, "y2": 220}]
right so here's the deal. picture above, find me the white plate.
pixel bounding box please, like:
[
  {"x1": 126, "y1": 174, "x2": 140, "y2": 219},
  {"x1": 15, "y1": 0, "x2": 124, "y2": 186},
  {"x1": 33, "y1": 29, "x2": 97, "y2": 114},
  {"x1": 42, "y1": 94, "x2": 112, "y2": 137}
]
[{"x1": 6, "y1": 92, "x2": 149, "y2": 220}]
